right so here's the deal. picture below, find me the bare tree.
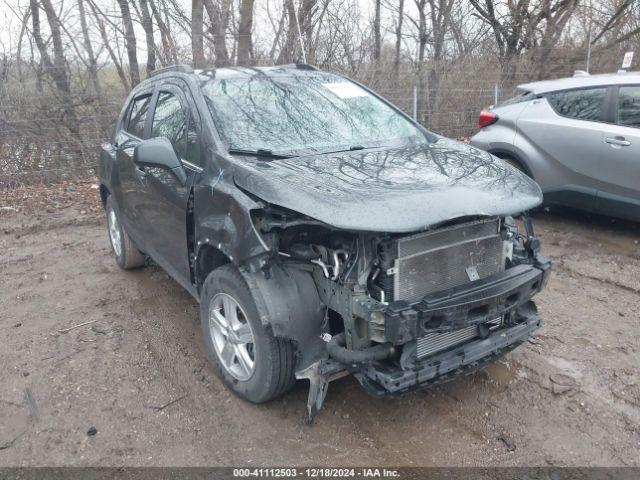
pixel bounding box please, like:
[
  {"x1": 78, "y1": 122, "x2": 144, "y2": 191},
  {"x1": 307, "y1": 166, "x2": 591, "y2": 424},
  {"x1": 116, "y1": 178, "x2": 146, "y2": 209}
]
[
  {"x1": 394, "y1": 0, "x2": 405, "y2": 76},
  {"x1": 117, "y1": 0, "x2": 140, "y2": 86},
  {"x1": 467, "y1": 0, "x2": 533, "y2": 83},
  {"x1": 467, "y1": 0, "x2": 586, "y2": 83},
  {"x1": 373, "y1": 0, "x2": 382, "y2": 61},
  {"x1": 192, "y1": 0, "x2": 206, "y2": 67},
  {"x1": 150, "y1": 0, "x2": 179, "y2": 65},
  {"x1": 237, "y1": 0, "x2": 255, "y2": 65},
  {"x1": 14, "y1": 5, "x2": 31, "y2": 83},
  {"x1": 139, "y1": 0, "x2": 157, "y2": 73},
  {"x1": 426, "y1": 0, "x2": 455, "y2": 120},
  {"x1": 587, "y1": 0, "x2": 640, "y2": 56},
  {"x1": 531, "y1": 0, "x2": 580, "y2": 79},
  {"x1": 77, "y1": 0, "x2": 101, "y2": 96},
  {"x1": 299, "y1": 0, "x2": 318, "y2": 62},
  {"x1": 87, "y1": 0, "x2": 129, "y2": 90},
  {"x1": 29, "y1": 0, "x2": 79, "y2": 133},
  {"x1": 409, "y1": 0, "x2": 428, "y2": 121},
  {"x1": 277, "y1": 0, "x2": 299, "y2": 63},
  {"x1": 204, "y1": 0, "x2": 232, "y2": 67}
]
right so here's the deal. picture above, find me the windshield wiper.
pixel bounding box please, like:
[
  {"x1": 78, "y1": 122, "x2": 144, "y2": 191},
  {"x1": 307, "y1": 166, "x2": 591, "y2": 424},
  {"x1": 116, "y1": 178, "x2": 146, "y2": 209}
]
[
  {"x1": 310, "y1": 144, "x2": 385, "y2": 156},
  {"x1": 228, "y1": 148, "x2": 293, "y2": 159}
]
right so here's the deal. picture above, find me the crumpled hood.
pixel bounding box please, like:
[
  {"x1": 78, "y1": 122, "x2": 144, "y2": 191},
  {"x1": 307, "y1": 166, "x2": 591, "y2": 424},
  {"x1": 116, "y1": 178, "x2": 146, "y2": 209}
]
[{"x1": 232, "y1": 138, "x2": 543, "y2": 233}]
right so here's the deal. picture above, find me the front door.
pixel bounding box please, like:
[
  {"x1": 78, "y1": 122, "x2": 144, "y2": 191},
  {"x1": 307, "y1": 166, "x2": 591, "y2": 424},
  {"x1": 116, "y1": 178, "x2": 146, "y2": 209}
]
[
  {"x1": 138, "y1": 85, "x2": 200, "y2": 287},
  {"x1": 597, "y1": 85, "x2": 640, "y2": 215}
]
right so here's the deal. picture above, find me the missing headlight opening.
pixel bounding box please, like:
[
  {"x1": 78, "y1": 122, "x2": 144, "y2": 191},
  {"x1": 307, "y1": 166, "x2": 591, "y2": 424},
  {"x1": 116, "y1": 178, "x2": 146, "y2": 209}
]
[{"x1": 252, "y1": 207, "x2": 550, "y2": 423}]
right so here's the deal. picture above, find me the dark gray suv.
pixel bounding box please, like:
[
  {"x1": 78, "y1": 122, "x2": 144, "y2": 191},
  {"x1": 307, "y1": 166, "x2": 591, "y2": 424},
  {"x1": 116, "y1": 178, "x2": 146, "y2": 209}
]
[
  {"x1": 99, "y1": 64, "x2": 550, "y2": 422},
  {"x1": 471, "y1": 71, "x2": 640, "y2": 220}
]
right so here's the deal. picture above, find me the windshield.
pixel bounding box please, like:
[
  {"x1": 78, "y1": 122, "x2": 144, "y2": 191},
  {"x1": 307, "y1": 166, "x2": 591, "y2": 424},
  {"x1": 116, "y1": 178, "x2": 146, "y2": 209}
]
[{"x1": 201, "y1": 72, "x2": 427, "y2": 155}]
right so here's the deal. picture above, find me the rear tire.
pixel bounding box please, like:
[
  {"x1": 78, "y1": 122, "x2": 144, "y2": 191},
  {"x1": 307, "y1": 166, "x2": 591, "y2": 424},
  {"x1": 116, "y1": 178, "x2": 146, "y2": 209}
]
[
  {"x1": 200, "y1": 265, "x2": 296, "y2": 403},
  {"x1": 105, "y1": 196, "x2": 145, "y2": 270}
]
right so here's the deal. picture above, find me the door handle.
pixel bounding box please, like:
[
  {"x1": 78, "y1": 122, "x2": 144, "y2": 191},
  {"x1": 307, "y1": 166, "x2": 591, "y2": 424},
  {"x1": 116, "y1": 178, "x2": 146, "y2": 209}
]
[{"x1": 604, "y1": 136, "x2": 631, "y2": 147}]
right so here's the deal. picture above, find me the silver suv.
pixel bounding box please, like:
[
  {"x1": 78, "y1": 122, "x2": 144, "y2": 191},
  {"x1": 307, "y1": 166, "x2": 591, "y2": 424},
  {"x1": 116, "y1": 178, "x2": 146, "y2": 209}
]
[{"x1": 471, "y1": 72, "x2": 640, "y2": 220}]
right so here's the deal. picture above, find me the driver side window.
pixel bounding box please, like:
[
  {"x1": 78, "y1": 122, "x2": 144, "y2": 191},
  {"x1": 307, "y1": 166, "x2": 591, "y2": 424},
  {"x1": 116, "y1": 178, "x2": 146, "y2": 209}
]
[{"x1": 151, "y1": 92, "x2": 188, "y2": 159}]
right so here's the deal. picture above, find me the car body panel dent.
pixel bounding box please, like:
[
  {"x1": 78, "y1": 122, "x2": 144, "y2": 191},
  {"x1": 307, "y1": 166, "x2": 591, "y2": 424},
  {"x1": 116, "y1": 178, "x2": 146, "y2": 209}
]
[
  {"x1": 193, "y1": 161, "x2": 270, "y2": 269},
  {"x1": 99, "y1": 65, "x2": 550, "y2": 421},
  {"x1": 233, "y1": 137, "x2": 543, "y2": 233},
  {"x1": 242, "y1": 263, "x2": 327, "y2": 371}
]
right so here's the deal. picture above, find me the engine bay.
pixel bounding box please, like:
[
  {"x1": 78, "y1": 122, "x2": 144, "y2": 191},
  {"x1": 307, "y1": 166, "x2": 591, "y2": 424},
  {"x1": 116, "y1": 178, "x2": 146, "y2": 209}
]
[{"x1": 252, "y1": 205, "x2": 549, "y2": 371}]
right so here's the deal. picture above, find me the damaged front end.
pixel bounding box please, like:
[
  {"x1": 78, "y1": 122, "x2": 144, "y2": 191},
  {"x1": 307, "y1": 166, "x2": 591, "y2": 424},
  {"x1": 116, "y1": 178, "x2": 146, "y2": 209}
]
[{"x1": 250, "y1": 205, "x2": 550, "y2": 423}]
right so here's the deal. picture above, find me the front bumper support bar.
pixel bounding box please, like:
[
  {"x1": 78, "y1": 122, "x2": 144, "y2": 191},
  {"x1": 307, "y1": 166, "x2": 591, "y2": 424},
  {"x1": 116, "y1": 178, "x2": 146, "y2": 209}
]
[
  {"x1": 358, "y1": 311, "x2": 541, "y2": 395},
  {"x1": 382, "y1": 260, "x2": 550, "y2": 344}
]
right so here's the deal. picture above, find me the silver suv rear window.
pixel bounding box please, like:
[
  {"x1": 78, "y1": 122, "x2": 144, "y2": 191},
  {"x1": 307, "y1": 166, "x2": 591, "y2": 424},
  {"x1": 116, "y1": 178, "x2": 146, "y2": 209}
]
[
  {"x1": 497, "y1": 91, "x2": 536, "y2": 107},
  {"x1": 545, "y1": 87, "x2": 606, "y2": 122}
]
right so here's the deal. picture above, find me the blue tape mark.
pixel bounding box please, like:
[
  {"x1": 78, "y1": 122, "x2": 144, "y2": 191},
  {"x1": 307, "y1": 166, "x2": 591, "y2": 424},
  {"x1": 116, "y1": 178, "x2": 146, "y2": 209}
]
[{"x1": 211, "y1": 168, "x2": 224, "y2": 195}]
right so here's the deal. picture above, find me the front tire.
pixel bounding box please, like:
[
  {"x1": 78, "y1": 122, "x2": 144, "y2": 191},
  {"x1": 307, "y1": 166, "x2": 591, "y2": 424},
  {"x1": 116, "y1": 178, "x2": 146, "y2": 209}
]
[
  {"x1": 200, "y1": 265, "x2": 296, "y2": 403},
  {"x1": 105, "y1": 197, "x2": 145, "y2": 270}
]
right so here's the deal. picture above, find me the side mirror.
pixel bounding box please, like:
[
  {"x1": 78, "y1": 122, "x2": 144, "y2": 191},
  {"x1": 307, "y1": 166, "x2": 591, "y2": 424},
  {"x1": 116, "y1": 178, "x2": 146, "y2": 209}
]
[{"x1": 134, "y1": 137, "x2": 187, "y2": 185}]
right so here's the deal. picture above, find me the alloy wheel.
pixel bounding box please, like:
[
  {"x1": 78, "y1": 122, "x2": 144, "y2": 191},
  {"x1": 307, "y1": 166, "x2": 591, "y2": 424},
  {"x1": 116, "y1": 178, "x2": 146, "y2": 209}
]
[
  {"x1": 107, "y1": 206, "x2": 123, "y2": 257},
  {"x1": 208, "y1": 293, "x2": 256, "y2": 381}
]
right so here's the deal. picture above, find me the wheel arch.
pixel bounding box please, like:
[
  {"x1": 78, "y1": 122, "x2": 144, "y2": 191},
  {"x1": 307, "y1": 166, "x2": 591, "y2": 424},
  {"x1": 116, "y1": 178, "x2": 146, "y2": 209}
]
[
  {"x1": 240, "y1": 262, "x2": 326, "y2": 372},
  {"x1": 99, "y1": 184, "x2": 110, "y2": 207},
  {"x1": 194, "y1": 244, "x2": 232, "y2": 292},
  {"x1": 489, "y1": 148, "x2": 535, "y2": 179}
]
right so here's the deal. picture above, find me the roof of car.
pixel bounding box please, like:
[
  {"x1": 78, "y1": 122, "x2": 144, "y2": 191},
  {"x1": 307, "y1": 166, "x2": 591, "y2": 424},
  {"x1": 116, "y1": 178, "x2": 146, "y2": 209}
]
[
  {"x1": 146, "y1": 63, "x2": 325, "y2": 82},
  {"x1": 194, "y1": 64, "x2": 327, "y2": 81},
  {"x1": 518, "y1": 71, "x2": 640, "y2": 94}
]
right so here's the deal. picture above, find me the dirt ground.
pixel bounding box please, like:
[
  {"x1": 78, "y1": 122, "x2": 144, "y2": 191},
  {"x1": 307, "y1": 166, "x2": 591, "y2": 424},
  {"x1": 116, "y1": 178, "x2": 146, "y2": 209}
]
[{"x1": 1, "y1": 189, "x2": 640, "y2": 466}]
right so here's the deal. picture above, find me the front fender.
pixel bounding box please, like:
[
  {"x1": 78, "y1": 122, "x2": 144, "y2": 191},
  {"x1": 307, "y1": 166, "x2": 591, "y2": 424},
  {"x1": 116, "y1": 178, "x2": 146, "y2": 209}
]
[
  {"x1": 194, "y1": 178, "x2": 269, "y2": 265},
  {"x1": 241, "y1": 263, "x2": 326, "y2": 371}
]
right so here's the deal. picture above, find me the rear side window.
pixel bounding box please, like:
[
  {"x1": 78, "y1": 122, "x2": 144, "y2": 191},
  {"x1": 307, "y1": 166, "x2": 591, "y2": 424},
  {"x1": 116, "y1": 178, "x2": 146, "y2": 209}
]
[
  {"x1": 546, "y1": 87, "x2": 607, "y2": 122},
  {"x1": 497, "y1": 91, "x2": 536, "y2": 107},
  {"x1": 127, "y1": 95, "x2": 152, "y2": 138},
  {"x1": 151, "y1": 92, "x2": 188, "y2": 159},
  {"x1": 617, "y1": 86, "x2": 640, "y2": 128}
]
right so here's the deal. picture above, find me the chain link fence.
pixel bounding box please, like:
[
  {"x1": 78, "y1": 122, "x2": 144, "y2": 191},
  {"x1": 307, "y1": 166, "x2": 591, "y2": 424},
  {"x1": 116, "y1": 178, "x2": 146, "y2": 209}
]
[
  {"x1": 7, "y1": 54, "x2": 611, "y2": 190},
  {"x1": 0, "y1": 83, "x2": 513, "y2": 189}
]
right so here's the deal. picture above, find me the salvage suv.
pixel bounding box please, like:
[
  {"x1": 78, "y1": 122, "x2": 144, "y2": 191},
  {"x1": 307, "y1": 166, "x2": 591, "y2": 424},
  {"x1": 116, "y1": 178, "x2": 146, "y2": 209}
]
[{"x1": 99, "y1": 64, "x2": 550, "y2": 422}]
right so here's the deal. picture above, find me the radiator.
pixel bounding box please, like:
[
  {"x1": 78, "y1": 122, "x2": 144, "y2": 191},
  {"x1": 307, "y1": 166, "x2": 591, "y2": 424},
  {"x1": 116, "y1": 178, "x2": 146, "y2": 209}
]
[
  {"x1": 416, "y1": 318, "x2": 503, "y2": 359},
  {"x1": 393, "y1": 218, "x2": 504, "y2": 303}
]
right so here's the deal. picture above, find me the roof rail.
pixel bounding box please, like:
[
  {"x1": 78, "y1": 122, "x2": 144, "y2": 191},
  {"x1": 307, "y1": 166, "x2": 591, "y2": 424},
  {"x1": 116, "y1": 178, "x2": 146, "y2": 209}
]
[
  {"x1": 573, "y1": 70, "x2": 590, "y2": 77},
  {"x1": 295, "y1": 63, "x2": 318, "y2": 71},
  {"x1": 278, "y1": 63, "x2": 318, "y2": 71},
  {"x1": 148, "y1": 64, "x2": 194, "y2": 78}
]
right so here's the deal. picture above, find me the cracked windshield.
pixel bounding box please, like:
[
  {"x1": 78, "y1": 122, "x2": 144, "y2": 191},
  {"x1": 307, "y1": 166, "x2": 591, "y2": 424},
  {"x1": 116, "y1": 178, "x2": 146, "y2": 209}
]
[{"x1": 201, "y1": 72, "x2": 427, "y2": 155}]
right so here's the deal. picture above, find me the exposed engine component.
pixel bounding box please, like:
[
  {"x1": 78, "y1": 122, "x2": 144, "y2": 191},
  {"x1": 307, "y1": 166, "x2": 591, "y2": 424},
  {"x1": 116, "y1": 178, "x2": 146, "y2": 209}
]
[
  {"x1": 326, "y1": 332, "x2": 395, "y2": 364},
  {"x1": 257, "y1": 208, "x2": 548, "y2": 422},
  {"x1": 281, "y1": 242, "x2": 352, "y2": 281},
  {"x1": 372, "y1": 218, "x2": 505, "y2": 304}
]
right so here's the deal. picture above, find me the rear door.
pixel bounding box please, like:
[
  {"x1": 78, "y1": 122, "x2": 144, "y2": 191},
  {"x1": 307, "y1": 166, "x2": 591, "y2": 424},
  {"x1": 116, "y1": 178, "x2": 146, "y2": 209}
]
[
  {"x1": 597, "y1": 85, "x2": 640, "y2": 216},
  {"x1": 138, "y1": 83, "x2": 202, "y2": 287},
  {"x1": 114, "y1": 89, "x2": 155, "y2": 249},
  {"x1": 516, "y1": 87, "x2": 608, "y2": 210}
]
